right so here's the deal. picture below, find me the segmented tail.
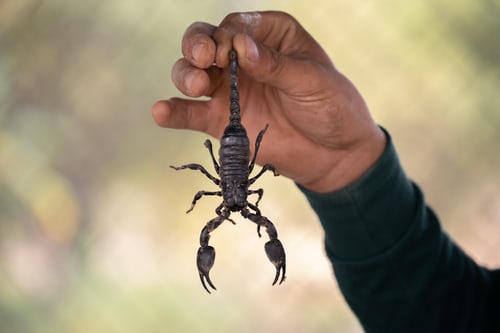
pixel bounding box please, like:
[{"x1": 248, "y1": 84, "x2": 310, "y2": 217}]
[{"x1": 229, "y1": 50, "x2": 241, "y2": 126}]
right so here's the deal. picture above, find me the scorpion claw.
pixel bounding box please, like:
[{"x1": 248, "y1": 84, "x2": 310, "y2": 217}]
[
  {"x1": 264, "y1": 239, "x2": 286, "y2": 286},
  {"x1": 197, "y1": 246, "x2": 216, "y2": 293}
]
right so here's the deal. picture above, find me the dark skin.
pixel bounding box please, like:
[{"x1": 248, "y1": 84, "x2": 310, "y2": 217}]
[{"x1": 152, "y1": 11, "x2": 386, "y2": 193}]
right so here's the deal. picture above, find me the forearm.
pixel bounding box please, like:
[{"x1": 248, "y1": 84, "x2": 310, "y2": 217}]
[{"x1": 298, "y1": 129, "x2": 490, "y2": 332}]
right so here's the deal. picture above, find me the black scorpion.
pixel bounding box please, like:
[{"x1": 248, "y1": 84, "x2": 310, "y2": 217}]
[{"x1": 170, "y1": 49, "x2": 286, "y2": 293}]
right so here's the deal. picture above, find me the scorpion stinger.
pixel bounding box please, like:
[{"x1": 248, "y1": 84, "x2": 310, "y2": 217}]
[{"x1": 170, "y1": 49, "x2": 286, "y2": 292}]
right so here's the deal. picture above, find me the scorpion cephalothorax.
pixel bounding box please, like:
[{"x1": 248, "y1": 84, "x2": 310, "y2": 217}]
[{"x1": 170, "y1": 49, "x2": 286, "y2": 293}]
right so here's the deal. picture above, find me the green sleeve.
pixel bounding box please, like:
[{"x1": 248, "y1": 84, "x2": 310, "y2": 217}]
[{"x1": 298, "y1": 129, "x2": 497, "y2": 332}]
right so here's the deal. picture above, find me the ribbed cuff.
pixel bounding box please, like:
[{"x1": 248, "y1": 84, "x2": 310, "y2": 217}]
[{"x1": 297, "y1": 129, "x2": 418, "y2": 261}]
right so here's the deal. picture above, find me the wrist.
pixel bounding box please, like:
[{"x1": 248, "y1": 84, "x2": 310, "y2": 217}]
[{"x1": 299, "y1": 126, "x2": 387, "y2": 193}]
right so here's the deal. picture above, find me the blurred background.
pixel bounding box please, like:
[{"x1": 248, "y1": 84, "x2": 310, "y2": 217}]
[{"x1": 1, "y1": 0, "x2": 499, "y2": 332}]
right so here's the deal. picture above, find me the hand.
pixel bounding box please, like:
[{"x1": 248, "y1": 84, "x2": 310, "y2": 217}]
[{"x1": 152, "y1": 11, "x2": 386, "y2": 192}]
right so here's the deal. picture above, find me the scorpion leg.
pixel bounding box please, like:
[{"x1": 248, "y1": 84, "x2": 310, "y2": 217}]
[
  {"x1": 197, "y1": 207, "x2": 232, "y2": 293},
  {"x1": 170, "y1": 163, "x2": 220, "y2": 186},
  {"x1": 186, "y1": 190, "x2": 222, "y2": 213},
  {"x1": 249, "y1": 164, "x2": 279, "y2": 185},
  {"x1": 247, "y1": 188, "x2": 264, "y2": 207},
  {"x1": 249, "y1": 124, "x2": 269, "y2": 173},
  {"x1": 204, "y1": 139, "x2": 220, "y2": 174},
  {"x1": 241, "y1": 208, "x2": 286, "y2": 286}
]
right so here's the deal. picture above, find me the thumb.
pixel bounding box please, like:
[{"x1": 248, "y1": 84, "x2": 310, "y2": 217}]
[
  {"x1": 151, "y1": 98, "x2": 210, "y2": 133},
  {"x1": 233, "y1": 34, "x2": 320, "y2": 93}
]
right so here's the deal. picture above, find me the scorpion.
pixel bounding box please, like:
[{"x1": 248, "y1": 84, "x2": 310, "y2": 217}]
[{"x1": 170, "y1": 49, "x2": 286, "y2": 293}]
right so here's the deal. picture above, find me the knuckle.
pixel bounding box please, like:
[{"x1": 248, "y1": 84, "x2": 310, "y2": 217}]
[
  {"x1": 183, "y1": 21, "x2": 215, "y2": 38},
  {"x1": 220, "y1": 12, "x2": 246, "y2": 26},
  {"x1": 265, "y1": 50, "x2": 286, "y2": 78},
  {"x1": 220, "y1": 12, "x2": 262, "y2": 34}
]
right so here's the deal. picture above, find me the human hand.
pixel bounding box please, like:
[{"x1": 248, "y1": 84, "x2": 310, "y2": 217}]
[{"x1": 152, "y1": 11, "x2": 386, "y2": 192}]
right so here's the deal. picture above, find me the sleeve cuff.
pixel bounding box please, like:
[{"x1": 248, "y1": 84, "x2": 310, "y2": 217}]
[{"x1": 297, "y1": 128, "x2": 418, "y2": 261}]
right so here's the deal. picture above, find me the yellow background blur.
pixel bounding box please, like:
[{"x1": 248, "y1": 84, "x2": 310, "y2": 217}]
[{"x1": 1, "y1": 1, "x2": 499, "y2": 332}]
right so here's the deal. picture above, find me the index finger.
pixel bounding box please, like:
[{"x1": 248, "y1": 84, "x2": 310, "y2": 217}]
[
  {"x1": 212, "y1": 11, "x2": 328, "y2": 68},
  {"x1": 182, "y1": 22, "x2": 217, "y2": 69}
]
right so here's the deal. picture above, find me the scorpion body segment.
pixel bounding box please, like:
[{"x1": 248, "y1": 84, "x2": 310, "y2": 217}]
[
  {"x1": 219, "y1": 126, "x2": 250, "y2": 211},
  {"x1": 170, "y1": 49, "x2": 286, "y2": 293}
]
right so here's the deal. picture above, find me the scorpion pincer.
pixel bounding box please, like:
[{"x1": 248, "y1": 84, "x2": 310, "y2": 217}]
[{"x1": 170, "y1": 49, "x2": 287, "y2": 293}]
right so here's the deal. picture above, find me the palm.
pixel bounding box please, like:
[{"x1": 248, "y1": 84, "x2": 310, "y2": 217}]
[{"x1": 206, "y1": 58, "x2": 354, "y2": 175}]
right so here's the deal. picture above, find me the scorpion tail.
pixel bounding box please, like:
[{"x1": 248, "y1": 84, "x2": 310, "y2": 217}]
[
  {"x1": 229, "y1": 49, "x2": 241, "y2": 126},
  {"x1": 197, "y1": 245, "x2": 217, "y2": 293}
]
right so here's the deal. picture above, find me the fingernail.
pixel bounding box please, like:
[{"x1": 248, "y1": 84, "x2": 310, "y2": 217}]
[
  {"x1": 245, "y1": 36, "x2": 259, "y2": 63},
  {"x1": 192, "y1": 43, "x2": 204, "y2": 62}
]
